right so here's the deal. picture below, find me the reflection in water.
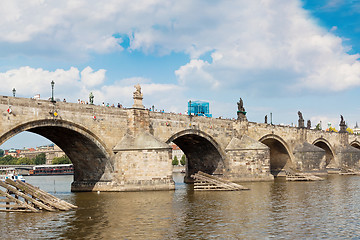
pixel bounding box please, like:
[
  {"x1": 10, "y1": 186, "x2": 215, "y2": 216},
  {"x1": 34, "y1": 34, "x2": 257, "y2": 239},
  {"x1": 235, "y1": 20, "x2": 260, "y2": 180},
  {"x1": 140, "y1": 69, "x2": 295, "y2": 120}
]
[{"x1": 2, "y1": 174, "x2": 360, "y2": 239}]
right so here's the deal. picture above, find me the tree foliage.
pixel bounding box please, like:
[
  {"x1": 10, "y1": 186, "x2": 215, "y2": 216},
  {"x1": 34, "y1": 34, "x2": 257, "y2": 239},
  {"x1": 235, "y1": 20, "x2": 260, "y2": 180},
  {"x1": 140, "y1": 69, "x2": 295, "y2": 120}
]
[
  {"x1": 172, "y1": 155, "x2": 179, "y2": 165},
  {"x1": 52, "y1": 155, "x2": 71, "y2": 164},
  {"x1": 0, "y1": 153, "x2": 70, "y2": 165},
  {"x1": 34, "y1": 153, "x2": 46, "y2": 165},
  {"x1": 180, "y1": 155, "x2": 186, "y2": 166}
]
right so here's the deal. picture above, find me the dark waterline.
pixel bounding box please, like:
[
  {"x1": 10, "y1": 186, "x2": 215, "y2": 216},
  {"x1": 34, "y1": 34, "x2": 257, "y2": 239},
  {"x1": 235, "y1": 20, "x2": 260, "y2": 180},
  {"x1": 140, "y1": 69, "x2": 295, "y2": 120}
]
[{"x1": 2, "y1": 174, "x2": 360, "y2": 239}]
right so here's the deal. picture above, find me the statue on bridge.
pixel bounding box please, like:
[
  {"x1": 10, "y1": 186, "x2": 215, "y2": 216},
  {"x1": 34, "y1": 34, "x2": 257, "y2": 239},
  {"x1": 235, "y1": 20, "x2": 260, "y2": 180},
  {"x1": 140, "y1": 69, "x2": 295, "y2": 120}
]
[
  {"x1": 340, "y1": 115, "x2": 345, "y2": 125},
  {"x1": 307, "y1": 120, "x2": 311, "y2": 129},
  {"x1": 134, "y1": 84, "x2": 143, "y2": 98},
  {"x1": 237, "y1": 98, "x2": 247, "y2": 121},
  {"x1": 237, "y1": 98, "x2": 245, "y2": 112},
  {"x1": 89, "y1": 92, "x2": 94, "y2": 105},
  {"x1": 132, "y1": 84, "x2": 144, "y2": 109},
  {"x1": 298, "y1": 111, "x2": 305, "y2": 128},
  {"x1": 298, "y1": 111, "x2": 303, "y2": 120},
  {"x1": 265, "y1": 115, "x2": 268, "y2": 124},
  {"x1": 339, "y1": 115, "x2": 347, "y2": 133}
]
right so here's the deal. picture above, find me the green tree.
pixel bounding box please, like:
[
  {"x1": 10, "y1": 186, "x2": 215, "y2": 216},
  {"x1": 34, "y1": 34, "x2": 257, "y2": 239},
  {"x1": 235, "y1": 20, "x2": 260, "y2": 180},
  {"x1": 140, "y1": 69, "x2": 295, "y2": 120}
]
[
  {"x1": 0, "y1": 149, "x2": 4, "y2": 157},
  {"x1": 34, "y1": 153, "x2": 46, "y2": 165},
  {"x1": 52, "y1": 155, "x2": 71, "y2": 164},
  {"x1": 0, "y1": 155, "x2": 15, "y2": 165},
  {"x1": 180, "y1": 155, "x2": 186, "y2": 166},
  {"x1": 172, "y1": 155, "x2": 179, "y2": 165},
  {"x1": 16, "y1": 157, "x2": 33, "y2": 165}
]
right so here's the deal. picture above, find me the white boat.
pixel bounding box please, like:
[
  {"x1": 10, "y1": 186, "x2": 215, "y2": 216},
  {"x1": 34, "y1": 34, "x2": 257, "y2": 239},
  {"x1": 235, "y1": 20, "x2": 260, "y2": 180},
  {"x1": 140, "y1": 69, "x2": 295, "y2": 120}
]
[{"x1": 0, "y1": 168, "x2": 26, "y2": 182}]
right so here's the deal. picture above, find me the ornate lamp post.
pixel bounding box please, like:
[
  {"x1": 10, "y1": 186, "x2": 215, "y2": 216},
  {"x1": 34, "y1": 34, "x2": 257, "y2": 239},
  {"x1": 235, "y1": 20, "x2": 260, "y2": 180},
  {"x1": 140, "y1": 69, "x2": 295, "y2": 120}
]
[
  {"x1": 12, "y1": 88, "x2": 16, "y2": 97},
  {"x1": 188, "y1": 100, "x2": 191, "y2": 116},
  {"x1": 51, "y1": 80, "x2": 55, "y2": 102}
]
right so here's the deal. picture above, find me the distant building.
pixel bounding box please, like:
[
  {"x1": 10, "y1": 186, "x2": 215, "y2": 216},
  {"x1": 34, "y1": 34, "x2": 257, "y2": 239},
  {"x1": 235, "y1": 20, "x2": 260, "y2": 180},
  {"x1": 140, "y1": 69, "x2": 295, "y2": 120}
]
[
  {"x1": 188, "y1": 100, "x2": 212, "y2": 117},
  {"x1": 171, "y1": 143, "x2": 184, "y2": 162},
  {"x1": 5, "y1": 144, "x2": 65, "y2": 164},
  {"x1": 354, "y1": 122, "x2": 360, "y2": 135},
  {"x1": 5, "y1": 149, "x2": 19, "y2": 158}
]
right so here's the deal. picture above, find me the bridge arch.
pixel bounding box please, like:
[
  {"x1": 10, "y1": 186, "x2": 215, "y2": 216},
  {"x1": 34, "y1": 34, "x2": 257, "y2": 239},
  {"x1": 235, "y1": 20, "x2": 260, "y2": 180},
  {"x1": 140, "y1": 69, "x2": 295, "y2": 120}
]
[
  {"x1": 312, "y1": 138, "x2": 335, "y2": 167},
  {"x1": 350, "y1": 140, "x2": 360, "y2": 150},
  {"x1": 259, "y1": 134, "x2": 293, "y2": 176},
  {"x1": 166, "y1": 129, "x2": 225, "y2": 182},
  {"x1": 0, "y1": 119, "x2": 113, "y2": 190}
]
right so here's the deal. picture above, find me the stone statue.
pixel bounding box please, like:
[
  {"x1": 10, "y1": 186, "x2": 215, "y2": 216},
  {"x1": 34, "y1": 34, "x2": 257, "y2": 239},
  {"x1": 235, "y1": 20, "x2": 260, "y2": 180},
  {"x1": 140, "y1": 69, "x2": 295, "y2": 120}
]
[
  {"x1": 339, "y1": 115, "x2": 346, "y2": 133},
  {"x1": 340, "y1": 115, "x2": 345, "y2": 125},
  {"x1": 265, "y1": 115, "x2": 268, "y2": 124},
  {"x1": 133, "y1": 84, "x2": 143, "y2": 98},
  {"x1": 298, "y1": 111, "x2": 304, "y2": 128},
  {"x1": 132, "y1": 84, "x2": 144, "y2": 109},
  {"x1": 237, "y1": 98, "x2": 245, "y2": 112},
  {"x1": 89, "y1": 92, "x2": 94, "y2": 105},
  {"x1": 298, "y1": 111, "x2": 303, "y2": 120},
  {"x1": 236, "y1": 98, "x2": 247, "y2": 121},
  {"x1": 307, "y1": 120, "x2": 311, "y2": 129}
]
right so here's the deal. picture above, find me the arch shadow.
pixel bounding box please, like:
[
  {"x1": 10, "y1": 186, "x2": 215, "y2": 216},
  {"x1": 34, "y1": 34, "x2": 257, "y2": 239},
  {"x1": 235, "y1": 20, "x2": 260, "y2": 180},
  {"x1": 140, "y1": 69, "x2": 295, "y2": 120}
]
[
  {"x1": 350, "y1": 140, "x2": 360, "y2": 150},
  {"x1": 313, "y1": 138, "x2": 335, "y2": 167},
  {"x1": 0, "y1": 119, "x2": 113, "y2": 191},
  {"x1": 166, "y1": 129, "x2": 225, "y2": 182},
  {"x1": 259, "y1": 134, "x2": 293, "y2": 176}
]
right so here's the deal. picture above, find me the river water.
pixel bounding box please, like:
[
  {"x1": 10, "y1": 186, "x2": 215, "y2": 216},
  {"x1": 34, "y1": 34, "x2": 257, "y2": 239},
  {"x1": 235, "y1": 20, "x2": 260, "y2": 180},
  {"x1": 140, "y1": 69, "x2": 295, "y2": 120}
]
[{"x1": 2, "y1": 173, "x2": 360, "y2": 239}]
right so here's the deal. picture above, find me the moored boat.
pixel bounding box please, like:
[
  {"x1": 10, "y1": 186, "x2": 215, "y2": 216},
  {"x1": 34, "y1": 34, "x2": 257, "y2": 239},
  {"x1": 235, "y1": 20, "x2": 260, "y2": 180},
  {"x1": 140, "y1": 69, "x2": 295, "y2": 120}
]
[
  {"x1": 0, "y1": 168, "x2": 26, "y2": 182},
  {"x1": 29, "y1": 164, "x2": 73, "y2": 176}
]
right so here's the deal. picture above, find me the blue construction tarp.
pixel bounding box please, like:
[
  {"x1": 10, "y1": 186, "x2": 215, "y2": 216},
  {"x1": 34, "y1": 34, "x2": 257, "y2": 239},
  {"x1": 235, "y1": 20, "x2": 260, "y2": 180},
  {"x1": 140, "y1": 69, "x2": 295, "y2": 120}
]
[{"x1": 188, "y1": 101, "x2": 212, "y2": 117}]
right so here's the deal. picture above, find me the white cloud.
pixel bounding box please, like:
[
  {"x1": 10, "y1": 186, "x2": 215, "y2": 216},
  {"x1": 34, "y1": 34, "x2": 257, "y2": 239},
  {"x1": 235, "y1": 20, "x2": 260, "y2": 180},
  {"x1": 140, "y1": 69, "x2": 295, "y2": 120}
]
[
  {"x1": 0, "y1": 66, "x2": 79, "y2": 97},
  {"x1": 0, "y1": 0, "x2": 360, "y2": 95},
  {"x1": 0, "y1": 66, "x2": 106, "y2": 101},
  {"x1": 93, "y1": 81, "x2": 183, "y2": 109},
  {"x1": 0, "y1": 65, "x2": 184, "y2": 112},
  {"x1": 175, "y1": 59, "x2": 219, "y2": 89},
  {"x1": 80, "y1": 66, "x2": 106, "y2": 87}
]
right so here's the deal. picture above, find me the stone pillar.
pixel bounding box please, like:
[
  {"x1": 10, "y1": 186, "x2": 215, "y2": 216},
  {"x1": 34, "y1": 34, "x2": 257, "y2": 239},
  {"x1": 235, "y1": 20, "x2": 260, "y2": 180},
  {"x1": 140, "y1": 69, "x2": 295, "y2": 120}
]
[
  {"x1": 112, "y1": 132, "x2": 175, "y2": 191},
  {"x1": 336, "y1": 145, "x2": 360, "y2": 171},
  {"x1": 237, "y1": 111, "x2": 247, "y2": 121},
  {"x1": 293, "y1": 142, "x2": 326, "y2": 173},
  {"x1": 224, "y1": 135, "x2": 273, "y2": 181}
]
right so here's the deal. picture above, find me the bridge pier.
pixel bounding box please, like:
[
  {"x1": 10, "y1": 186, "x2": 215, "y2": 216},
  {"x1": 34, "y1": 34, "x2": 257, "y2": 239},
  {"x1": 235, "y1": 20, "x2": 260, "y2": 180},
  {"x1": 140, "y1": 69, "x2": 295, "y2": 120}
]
[
  {"x1": 111, "y1": 132, "x2": 175, "y2": 191},
  {"x1": 336, "y1": 145, "x2": 360, "y2": 171},
  {"x1": 224, "y1": 135, "x2": 274, "y2": 181},
  {"x1": 293, "y1": 142, "x2": 327, "y2": 173}
]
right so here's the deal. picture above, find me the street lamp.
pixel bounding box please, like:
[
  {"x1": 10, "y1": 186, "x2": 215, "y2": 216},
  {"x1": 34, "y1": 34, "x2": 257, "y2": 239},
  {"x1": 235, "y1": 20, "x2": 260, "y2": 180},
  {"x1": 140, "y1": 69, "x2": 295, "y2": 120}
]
[
  {"x1": 51, "y1": 80, "x2": 55, "y2": 102},
  {"x1": 12, "y1": 88, "x2": 16, "y2": 97},
  {"x1": 188, "y1": 100, "x2": 191, "y2": 116}
]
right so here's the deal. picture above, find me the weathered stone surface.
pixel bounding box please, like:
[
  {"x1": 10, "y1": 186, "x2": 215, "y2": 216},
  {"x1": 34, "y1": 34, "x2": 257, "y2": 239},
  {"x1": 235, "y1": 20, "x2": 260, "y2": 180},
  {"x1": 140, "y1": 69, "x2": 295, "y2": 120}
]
[
  {"x1": 0, "y1": 95, "x2": 360, "y2": 191},
  {"x1": 225, "y1": 136, "x2": 273, "y2": 181},
  {"x1": 113, "y1": 132, "x2": 171, "y2": 151},
  {"x1": 225, "y1": 135, "x2": 268, "y2": 151},
  {"x1": 293, "y1": 142, "x2": 326, "y2": 172},
  {"x1": 336, "y1": 145, "x2": 360, "y2": 170}
]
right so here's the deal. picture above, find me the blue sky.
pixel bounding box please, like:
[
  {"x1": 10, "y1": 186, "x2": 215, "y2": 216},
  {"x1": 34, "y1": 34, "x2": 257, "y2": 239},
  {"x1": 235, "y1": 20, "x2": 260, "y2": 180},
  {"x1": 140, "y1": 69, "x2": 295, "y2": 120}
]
[{"x1": 1, "y1": 0, "x2": 360, "y2": 149}]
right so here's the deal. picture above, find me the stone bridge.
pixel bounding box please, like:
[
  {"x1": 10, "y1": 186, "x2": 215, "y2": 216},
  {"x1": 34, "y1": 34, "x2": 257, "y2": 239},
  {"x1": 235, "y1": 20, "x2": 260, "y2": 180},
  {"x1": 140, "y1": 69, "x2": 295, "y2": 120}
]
[{"x1": 0, "y1": 94, "x2": 360, "y2": 192}]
